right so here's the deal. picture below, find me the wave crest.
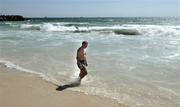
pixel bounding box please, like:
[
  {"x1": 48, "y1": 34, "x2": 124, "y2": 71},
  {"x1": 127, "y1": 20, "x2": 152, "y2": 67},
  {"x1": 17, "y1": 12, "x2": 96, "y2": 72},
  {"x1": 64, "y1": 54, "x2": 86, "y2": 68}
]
[
  {"x1": 19, "y1": 23, "x2": 180, "y2": 37},
  {"x1": 113, "y1": 29, "x2": 140, "y2": 35},
  {"x1": 21, "y1": 24, "x2": 41, "y2": 30}
]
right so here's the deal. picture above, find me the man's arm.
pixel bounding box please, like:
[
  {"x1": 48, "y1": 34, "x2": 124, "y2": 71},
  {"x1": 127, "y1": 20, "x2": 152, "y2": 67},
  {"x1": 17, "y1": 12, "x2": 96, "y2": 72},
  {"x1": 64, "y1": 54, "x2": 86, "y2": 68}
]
[
  {"x1": 77, "y1": 48, "x2": 83, "y2": 62},
  {"x1": 76, "y1": 49, "x2": 80, "y2": 62},
  {"x1": 84, "y1": 59, "x2": 88, "y2": 66},
  {"x1": 83, "y1": 50, "x2": 88, "y2": 66}
]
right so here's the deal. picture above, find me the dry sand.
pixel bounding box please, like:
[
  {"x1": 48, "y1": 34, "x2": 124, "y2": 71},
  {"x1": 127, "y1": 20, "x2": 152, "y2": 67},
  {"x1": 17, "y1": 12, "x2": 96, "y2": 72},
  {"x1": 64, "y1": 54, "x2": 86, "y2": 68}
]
[{"x1": 0, "y1": 63, "x2": 125, "y2": 107}]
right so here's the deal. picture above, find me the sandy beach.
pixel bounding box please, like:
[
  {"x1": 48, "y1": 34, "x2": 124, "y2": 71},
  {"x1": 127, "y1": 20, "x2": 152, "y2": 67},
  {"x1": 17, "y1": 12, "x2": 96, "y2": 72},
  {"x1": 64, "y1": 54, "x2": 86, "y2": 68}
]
[{"x1": 0, "y1": 63, "x2": 124, "y2": 107}]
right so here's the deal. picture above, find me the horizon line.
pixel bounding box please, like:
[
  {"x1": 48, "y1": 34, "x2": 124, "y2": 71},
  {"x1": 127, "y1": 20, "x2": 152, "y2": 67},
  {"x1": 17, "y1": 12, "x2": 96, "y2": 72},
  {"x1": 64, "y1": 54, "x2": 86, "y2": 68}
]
[{"x1": 1, "y1": 15, "x2": 180, "y2": 18}]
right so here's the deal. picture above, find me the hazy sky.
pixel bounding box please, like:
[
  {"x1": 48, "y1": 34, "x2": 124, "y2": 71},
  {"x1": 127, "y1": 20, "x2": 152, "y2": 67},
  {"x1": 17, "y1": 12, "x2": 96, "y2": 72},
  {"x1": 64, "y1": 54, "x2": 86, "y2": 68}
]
[{"x1": 1, "y1": 0, "x2": 180, "y2": 17}]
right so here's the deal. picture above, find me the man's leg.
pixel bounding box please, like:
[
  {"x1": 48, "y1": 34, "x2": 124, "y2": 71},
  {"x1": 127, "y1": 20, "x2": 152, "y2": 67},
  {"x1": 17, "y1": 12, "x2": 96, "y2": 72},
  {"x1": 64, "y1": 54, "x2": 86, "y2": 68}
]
[{"x1": 79, "y1": 67, "x2": 87, "y2": 79}]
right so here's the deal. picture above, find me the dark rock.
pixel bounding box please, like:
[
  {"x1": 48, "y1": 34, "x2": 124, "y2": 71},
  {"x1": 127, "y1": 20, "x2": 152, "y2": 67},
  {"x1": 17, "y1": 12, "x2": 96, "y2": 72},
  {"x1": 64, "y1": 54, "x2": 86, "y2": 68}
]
[{"x1": 0, "y1": 15, "x2": 28, "y2": 21}]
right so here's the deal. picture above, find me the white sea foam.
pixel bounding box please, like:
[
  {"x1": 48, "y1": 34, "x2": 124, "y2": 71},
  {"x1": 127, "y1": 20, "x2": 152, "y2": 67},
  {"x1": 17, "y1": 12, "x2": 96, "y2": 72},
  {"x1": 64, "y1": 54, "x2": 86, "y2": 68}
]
[
  {"x1": 19, "y1": 23, "x2": 180, "y2": 37},
  {"x1": 20, "y1": 24, "x2": 41, "y2": 30}
]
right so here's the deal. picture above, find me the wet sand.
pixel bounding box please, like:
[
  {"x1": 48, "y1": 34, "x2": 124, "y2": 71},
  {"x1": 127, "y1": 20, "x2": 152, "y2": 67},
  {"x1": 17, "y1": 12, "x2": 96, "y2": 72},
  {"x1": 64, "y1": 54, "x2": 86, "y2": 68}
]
[{"x1": 0, "y1": 63, "x2": 125, "y2": 107}]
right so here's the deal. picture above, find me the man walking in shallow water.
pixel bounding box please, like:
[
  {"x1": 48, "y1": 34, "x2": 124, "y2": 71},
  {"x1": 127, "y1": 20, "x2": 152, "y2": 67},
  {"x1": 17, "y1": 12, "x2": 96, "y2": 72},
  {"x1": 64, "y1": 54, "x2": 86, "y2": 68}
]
[
  {"x1": 76, "y1": 41, "x2": 88, "y2": 81},
  {"x1": 56, "y1": 41, "x2": 88, "y2": 91}
]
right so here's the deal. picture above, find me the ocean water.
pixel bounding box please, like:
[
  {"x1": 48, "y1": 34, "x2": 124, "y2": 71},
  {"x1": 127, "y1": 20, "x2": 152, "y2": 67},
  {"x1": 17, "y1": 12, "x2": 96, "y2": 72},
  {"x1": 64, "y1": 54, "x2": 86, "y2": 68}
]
[{"x1": 0, "y1": 17, "x2": 180, "y2": 107}]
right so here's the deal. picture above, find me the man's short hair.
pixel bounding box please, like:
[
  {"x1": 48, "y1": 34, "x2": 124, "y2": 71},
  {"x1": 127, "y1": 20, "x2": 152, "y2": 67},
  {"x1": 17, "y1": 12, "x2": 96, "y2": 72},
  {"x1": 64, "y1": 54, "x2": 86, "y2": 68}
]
[{"x1": 82, "y1": 41, "x2": 88, "y2": 45}]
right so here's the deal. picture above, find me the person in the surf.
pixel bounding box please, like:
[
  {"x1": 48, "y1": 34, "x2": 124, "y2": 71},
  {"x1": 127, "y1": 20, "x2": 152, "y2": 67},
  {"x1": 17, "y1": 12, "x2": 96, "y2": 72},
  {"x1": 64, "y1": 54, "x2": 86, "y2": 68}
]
[{"x1": 76, "y1": 41, "x2": 88, "y2": 81}]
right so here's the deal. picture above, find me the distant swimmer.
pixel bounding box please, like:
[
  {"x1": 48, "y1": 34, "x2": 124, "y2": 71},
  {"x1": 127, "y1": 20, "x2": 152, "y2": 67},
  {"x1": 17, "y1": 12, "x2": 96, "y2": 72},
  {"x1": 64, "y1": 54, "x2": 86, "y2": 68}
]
[
  {"x1": 74, "y1": 26, "x2": 80, "y2": 33},
  {"x1": 75, "y1": 26, "x2": 79, "y2": 31},
  {"x1": 76, "y1": 41, "x2": 88, "y2": 81}
]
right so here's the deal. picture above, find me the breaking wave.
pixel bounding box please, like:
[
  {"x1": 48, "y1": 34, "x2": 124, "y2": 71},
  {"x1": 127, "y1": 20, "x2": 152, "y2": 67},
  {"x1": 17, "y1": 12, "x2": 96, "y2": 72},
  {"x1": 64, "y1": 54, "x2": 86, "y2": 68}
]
[
  {"x1": 18, "y1": 23, "x2": 180, "y2": 36},
  {"x1": 113, "y1": 29, "x2": 140, "y2": 35}
]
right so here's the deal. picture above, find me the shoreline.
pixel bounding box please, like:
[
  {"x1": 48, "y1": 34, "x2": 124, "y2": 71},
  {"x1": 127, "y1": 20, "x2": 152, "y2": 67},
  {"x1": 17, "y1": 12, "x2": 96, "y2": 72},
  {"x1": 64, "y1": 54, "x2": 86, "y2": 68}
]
[{"x1": 0, "y1": 63, "x2": 126, "y2": 107}]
